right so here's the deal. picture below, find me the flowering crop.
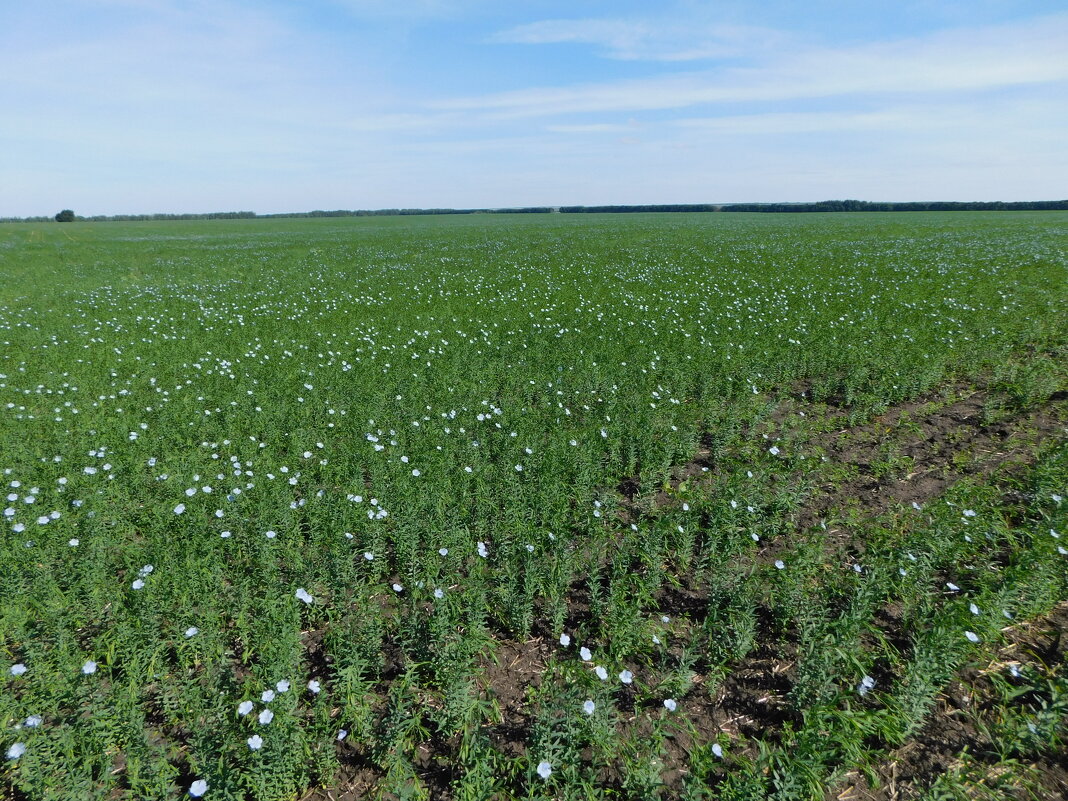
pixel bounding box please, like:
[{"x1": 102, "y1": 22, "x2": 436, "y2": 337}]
[{"x1": 1, "y1": 212, "x2": 1066, "y2": 800}]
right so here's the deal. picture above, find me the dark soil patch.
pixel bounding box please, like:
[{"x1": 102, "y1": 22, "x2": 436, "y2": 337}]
[
  {"x1": 300, "y1": 750, "x2": 383, "y2": 801},
  {"x1": 805, "y1": 388, "x2": 1068, "y2": 530},
  {"x1": 479, "y1": 638, "x2": 550, "y2": 759}
]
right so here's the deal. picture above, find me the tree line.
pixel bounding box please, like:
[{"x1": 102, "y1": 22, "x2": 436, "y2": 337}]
[
  {"x1": 4, "y1": 200, "x2": 1066, "y2": 224},
  {"x1": 718, "y1": 199, "x2": 1068, "y2": 213}
]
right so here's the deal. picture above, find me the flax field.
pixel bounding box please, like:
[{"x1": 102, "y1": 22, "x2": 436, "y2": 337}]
[{"x1": 2, "y1": 211, "x2": 1067, "y2": 800}]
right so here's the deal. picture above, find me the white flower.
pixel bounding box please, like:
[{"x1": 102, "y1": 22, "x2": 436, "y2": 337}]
[
  {"x1": 132, "y1": 579, "x2": 145, "y2": 590},
  {"x1": 433, "y1": 588, "x2": 444, "y2": 599},
  {"x1": 477, "y1": 542, "x2": 488, "y2": 558},
  {"x1": 24, "y1": 715, "x2": 42, "y2": 727},
  {"x1": 265, "y1": 530, "x2": 277, "y2": 539},
  {"x1": 438, "y1": 547, "x2": 448, "y2": 556},
  {"x1": 295, "y1": 588, "x2": 313, "y2": 604},
  {"x1": 946, "y1": 582, "x2": 960, "y2": 592},
  {"x1": 969, "y1": 603, "x2": 980, "y2": 615},
  {"x1": 69, "y1": 538, "x2": 79, "y2": 547},
  {"x1": 858, "y1": 675, "x2": 876, "y2": 696},
  {"x1": 6, "y1": 742, "x2": 26, "y2": 760},
  {"x1": 10, "y1": 663, "x2": 27, "y2": 676},
  {"x1": 663, "y1": 699, "x2": 677, "y2": 712},
  {"x1": 82, "y1": 660, "x2": 97, "y2": 675},
  {"x1": 238, "y1": 701, "x2": 254, "y2": 716},
  {"x1": 363, "y1": 552, "x2": 374, "y2": 561},
  {"x1": 963, "y1": 509, "x2": 977, "y2": 518},
  {"x1": 619, "y1": 670, "x2": 633, "y2": 684},
  {"x1": 247, "y1": 735, "x2": 263, "y2": 750},
  {"x1": 579, "y1": 647, "x2": 592, "y2": 661},
  {"x1": 965, "y1": 631, "x2": 980, "y2": 643},
  {"x1": 189, "y1": 779, "x2": 208, "y2": 797},
  {"x1": 583, "y1": 700, "x2": 595, "y2": 715},
  {"x1": 559, "y1": 633, "x2": 570, "y2": 647},
  {"x1": 307, "y1": 679, "x2": 321, "y2": 694},
  {"x1": 594, "y1": 666, "x2": 608, "y2": 680},
  {"x1": 768, "y1": 446, "x2": 780, "y2": 456},
  {"x1": 276, "y1": 680, "x2": 290, "y2": 693},
  {"x1": 392, "y1": 583, "x2": 403, "y2": 593},
  {"x1": 258, "y1": 709, "x2": 274, "y2": 725},
  {"x1": 184, "y1": 627, "x2": 199, "y2": 638},
  {"x1": 774, "y1": 560, "x2": 785, "y2": 570},
  {"x1": 261, "y1": 689, "x2": 275, "y2": 703},
  {"x1": 711, "y1": 743, "x2": 724, "y2": 758},
  {"x1": 174, "y1": 504, "x2": 185, "y2": 515},
  {"x1": 336, "y1": 729, "x2": 348, "y2": 741},
  {"x1": 536, "y1": 761, "x2": 552, "y2": 779}
]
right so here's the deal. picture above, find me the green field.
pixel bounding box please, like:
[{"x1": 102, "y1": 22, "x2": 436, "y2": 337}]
[{"x1": 2, "y1": 212, "x2": 1067, "y2": 800}]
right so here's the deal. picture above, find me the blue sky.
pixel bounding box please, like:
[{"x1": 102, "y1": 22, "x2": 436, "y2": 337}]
[{"x1": 2, "y1": 0, "x2": 1066, "y2": 215}]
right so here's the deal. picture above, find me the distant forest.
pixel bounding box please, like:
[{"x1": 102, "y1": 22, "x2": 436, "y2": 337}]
[{"x1": 3, "y1": 199, "x2": 1067, "y2": 223}]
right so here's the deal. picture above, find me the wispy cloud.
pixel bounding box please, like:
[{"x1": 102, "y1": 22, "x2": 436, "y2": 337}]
[
  {"x1": 489, "y1": 18, "x2": 785, "y2": 61},
  {"x1": 463, "y1": 13, "x2": 1068, "y2": 117},
  {"x1": 545, "y1": 122, "x2": 641, "y2": 134},
  {"x1": 533, "y1": 93, "x2": 1064, "y2": 153},
  {"x1": 328, "y1": 0, "x2": 487, "y2": 20},
  {"x1": 671, "y1": 107, "x2": 967, "y2": 136}
]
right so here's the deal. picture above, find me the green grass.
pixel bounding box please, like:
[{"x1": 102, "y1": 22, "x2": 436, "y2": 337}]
[{"x1": 1, "y1": 211, "x2": 1067, "y2": 799}]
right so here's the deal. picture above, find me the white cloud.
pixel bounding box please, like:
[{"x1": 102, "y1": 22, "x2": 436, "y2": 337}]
[
  {"x1": 451, "y1": 13, "x2": 1068, "y2": 117},
  {"x1": 489, "y1": 18, "x2": 785, "y2": 61}
]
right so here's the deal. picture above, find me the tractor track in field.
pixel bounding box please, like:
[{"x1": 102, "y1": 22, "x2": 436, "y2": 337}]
[
  {"x1": 755, "y1": 386, "x2": 1068, "y2": 570},
  {"x1": 642, "y1": 383, "x2": 1068, "y2": 797},
  {"x1": 301, "y1": 380, "x2": 1067, "y2": 800},
  {"x1": 627, "y1": 382, "x2": 1067, "y2": 532},
  {"x1": 606, "y1": 381, "x2": 1066, "y2": 795}
]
